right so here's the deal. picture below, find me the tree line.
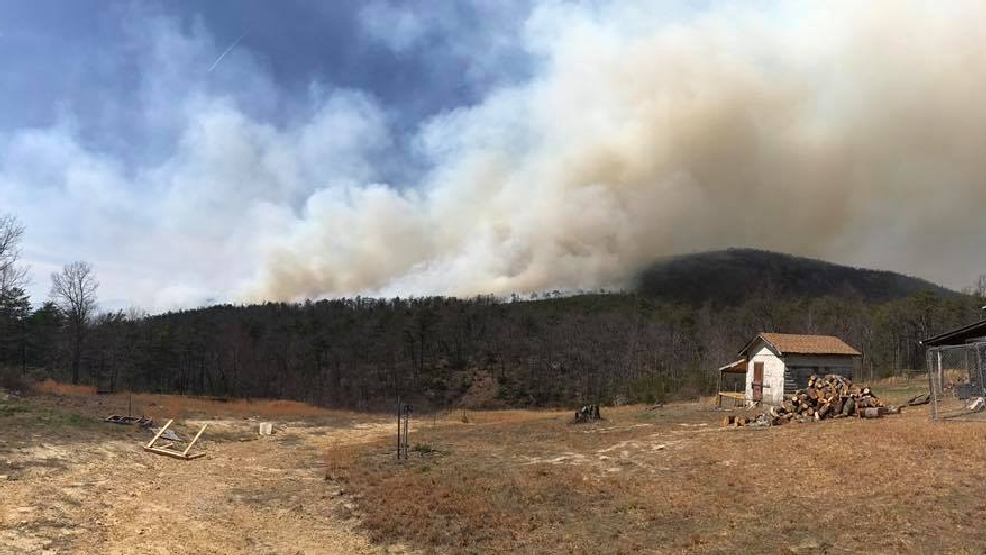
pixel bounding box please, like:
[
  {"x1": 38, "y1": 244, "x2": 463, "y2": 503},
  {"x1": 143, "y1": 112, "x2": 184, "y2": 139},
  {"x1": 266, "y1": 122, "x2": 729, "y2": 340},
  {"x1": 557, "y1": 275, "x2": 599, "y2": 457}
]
[{"x1": 1, "y1": 212, "x2": 983, "y2": 409}]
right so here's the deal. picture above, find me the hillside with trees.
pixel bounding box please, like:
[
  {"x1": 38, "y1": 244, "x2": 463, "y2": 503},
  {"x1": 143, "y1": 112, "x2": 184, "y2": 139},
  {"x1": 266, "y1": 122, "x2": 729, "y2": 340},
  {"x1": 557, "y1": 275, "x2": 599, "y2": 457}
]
[
  {"x1": 4, "y1": 290, "x2": 980, "y2": 411},
  {"x1": 1, "y1": 214, "x2": 983, "y2": 410},
  {"x1": 635, "y1": 249, "x2": 958, "y2": 305}
]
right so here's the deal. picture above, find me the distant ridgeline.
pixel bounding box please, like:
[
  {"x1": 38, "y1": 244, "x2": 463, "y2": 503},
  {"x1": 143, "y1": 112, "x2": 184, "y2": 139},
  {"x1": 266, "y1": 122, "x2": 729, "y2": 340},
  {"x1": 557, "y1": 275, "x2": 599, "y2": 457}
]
[
  {"x1": 634, "y1": 249, "x2": 957, "y2": 306},
  {"x1": 0, "y1": 250, "x2": 977, "y2": 411}
]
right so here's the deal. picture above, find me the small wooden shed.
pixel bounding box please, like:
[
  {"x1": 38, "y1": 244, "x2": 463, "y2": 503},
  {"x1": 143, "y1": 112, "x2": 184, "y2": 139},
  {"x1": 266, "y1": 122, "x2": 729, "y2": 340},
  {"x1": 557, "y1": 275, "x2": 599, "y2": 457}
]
[{"x1": 734, "y1": 333, "x2": 861, "y2": 405}]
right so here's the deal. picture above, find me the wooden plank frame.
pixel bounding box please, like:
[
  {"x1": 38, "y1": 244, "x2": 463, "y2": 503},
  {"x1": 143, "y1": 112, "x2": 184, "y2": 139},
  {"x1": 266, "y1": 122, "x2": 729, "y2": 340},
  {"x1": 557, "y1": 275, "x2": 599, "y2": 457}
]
[
  {"x1": 143, "y1": 419, "x2": 208, "y2": 460},
  {"x1": 717, "y1": 359, "x2": 748, "y2": 407}
]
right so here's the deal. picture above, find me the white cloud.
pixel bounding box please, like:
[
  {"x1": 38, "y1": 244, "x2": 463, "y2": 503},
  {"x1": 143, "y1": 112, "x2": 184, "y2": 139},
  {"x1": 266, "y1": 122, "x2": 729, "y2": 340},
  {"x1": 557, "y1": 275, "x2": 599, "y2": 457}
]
[{"x1": 358, "y1": 2, "x2": 429, "y2": 53}]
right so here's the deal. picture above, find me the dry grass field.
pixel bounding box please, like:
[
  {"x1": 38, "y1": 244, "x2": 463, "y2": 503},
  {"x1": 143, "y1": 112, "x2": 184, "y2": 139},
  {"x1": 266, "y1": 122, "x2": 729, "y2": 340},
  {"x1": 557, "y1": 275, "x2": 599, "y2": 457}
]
[
  {"x1": 31, "y1": 379, "x2": 340, "y2": 420},
  {"x1": 6, "y1": 377, "x2": 986, "y2": 554},
  {"x1": 327, "y1": 379, "x2": 986, "y2": 554}
]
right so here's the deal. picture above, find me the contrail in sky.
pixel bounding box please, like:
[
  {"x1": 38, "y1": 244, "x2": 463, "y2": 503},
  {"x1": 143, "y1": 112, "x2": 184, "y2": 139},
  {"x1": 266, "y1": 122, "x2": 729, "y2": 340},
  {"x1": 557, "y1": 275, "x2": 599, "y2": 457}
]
[{"x1": 207, "y1": 31, "x2": 246, "y2": 72}]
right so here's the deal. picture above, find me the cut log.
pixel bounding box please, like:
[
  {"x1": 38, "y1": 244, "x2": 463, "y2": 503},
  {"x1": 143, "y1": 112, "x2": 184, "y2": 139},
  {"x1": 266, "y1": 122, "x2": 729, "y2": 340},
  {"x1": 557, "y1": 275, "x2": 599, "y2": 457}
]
[
  {"x1": 907, "y1": 394, "x2": 930, "y2": 406},
  {"x1": 817, "y1": 405, "x2": 830, "y2": 420},
  {"x1": 861, "y1": 407, "x2": 882, "y2": 419},
  {"x1": 773, "y1": 376, "x2": 894, "y2": 424}
]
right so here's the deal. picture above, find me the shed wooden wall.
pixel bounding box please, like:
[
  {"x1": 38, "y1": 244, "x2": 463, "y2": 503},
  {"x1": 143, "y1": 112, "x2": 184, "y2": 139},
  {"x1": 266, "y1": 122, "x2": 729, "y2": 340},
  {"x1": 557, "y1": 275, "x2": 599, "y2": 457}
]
[{"x1": 782, "y1": 355, "x2": 855, "y2": 394}]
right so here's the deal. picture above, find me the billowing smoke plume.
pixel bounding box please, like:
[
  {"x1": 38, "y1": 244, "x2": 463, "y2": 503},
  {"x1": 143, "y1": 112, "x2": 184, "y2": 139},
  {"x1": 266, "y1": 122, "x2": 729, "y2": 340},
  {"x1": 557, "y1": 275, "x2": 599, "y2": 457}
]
[
  {"x1": 4, "y1": 1, "x2": 986, "y2": 310},
  {"x1": 256, "y1": 1, "x2": 986, "y2": 300}
]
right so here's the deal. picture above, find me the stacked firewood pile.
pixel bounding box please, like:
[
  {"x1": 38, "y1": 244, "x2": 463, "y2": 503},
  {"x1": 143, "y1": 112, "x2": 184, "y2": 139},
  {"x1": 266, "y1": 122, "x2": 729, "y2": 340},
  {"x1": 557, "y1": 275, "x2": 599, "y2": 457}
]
[{"x1": 723, "y1": 374, "x2": 900, "y2": 427}]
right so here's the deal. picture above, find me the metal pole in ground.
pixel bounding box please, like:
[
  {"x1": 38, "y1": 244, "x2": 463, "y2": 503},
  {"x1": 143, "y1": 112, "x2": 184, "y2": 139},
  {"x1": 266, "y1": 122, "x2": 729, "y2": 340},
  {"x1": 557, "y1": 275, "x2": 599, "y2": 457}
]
[
  {"x1": 397, "y1": 396, "x2": 402, "y2": 460},
  {"x1": 402, "y1": 405, "x2": 410, "y2": 459},
  {"x1": 976, "y1": 344, "x2": 985, "y2": 398}
]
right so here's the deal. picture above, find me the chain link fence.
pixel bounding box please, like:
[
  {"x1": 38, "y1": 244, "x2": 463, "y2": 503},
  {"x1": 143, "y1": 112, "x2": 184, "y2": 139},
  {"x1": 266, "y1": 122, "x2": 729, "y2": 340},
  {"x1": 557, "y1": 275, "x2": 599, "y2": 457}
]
[{"x1": 928, "y1": 342, "x2": 986, "y2": 420}]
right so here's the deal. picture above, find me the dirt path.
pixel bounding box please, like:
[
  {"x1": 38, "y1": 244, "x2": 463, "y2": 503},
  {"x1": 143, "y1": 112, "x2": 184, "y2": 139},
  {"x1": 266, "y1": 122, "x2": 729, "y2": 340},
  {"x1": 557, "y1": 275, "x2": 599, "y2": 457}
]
[{"x1": 1, "y1": 418, "x2": 410, "y2": 554}]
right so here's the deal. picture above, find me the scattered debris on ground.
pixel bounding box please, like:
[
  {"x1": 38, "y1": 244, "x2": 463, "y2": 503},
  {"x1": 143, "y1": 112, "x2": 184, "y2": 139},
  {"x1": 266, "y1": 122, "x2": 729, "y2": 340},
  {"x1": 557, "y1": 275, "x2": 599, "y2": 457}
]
[
  {"x1": 143, "y1": 419, "x2": 209, "y2": 460},
  {"x1": 104, "y1": 414, "x2": 152, "y2": 426},
  {"x1": 907, "y1": 393, "x2": 931, "y2": 406},
  {"x1": 722, "y1": 374, "x2": 900, "y2": 427},
  {"x1": 147, "y1": 425, "x2": 182, "y2": 441},
  {"x1": 573, "y1": 404, "x2": 602, "y2": 423}
]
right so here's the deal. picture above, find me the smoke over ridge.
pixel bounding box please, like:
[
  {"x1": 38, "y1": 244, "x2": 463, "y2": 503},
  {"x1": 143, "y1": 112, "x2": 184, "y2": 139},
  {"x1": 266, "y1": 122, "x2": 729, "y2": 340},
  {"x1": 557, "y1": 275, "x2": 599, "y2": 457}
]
[
  {"x1": 3, "y1": 1, "x2": 986, "y2": 310},
  {"x1": 257, "y1": 1, "x2": 986, "y2": 300}
]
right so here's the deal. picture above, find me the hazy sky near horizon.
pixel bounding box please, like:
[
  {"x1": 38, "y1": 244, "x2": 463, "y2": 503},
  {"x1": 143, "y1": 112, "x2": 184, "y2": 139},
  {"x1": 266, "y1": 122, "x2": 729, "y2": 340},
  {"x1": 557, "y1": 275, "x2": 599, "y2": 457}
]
[{"x1": 2, "y1": 1, "x2": 986, "y2": 312}]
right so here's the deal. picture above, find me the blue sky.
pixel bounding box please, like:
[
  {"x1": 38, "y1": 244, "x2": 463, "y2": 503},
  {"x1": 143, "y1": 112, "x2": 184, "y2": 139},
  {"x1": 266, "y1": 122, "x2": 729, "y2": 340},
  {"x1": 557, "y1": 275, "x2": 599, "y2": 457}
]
[
  {"x1": 0, "y1": 0, "x2": 533, "y2": 171},
  {"x1": 2, "y1": 1, "x2": 985, "y2": 312}
]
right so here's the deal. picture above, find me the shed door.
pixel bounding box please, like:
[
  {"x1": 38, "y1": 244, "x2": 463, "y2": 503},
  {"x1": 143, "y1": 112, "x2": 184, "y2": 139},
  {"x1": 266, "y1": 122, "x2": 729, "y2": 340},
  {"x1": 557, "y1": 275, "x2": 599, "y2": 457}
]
[{"x1": 752, "y1": 362, "x2": 764, "y2": 402}]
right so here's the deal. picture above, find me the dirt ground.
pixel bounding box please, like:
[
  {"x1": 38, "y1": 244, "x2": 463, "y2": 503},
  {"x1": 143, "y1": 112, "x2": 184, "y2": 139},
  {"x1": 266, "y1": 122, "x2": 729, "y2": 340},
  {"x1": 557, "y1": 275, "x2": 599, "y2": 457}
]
[
  {"x1": 0, "y1": 390, "x2": 413, "y2": 555},
  {"x1": 4, "y1": 378, "x2": 980, "y2": 554}
]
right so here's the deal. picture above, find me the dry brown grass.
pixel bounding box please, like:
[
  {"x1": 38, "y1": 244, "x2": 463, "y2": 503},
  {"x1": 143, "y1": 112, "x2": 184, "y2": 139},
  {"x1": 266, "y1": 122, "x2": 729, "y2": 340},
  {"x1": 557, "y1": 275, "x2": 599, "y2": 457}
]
[
  {"x1": 131, "y1": 394, "x2": 334, "y2": 419},
  {"x1": 437, "y1": 408, "x2": 564, "y2": 425},
  {"x1": 33, "y1": 379, "x2": 97, "y2": 396},
  {"x1": 326, "y1": 403, "x2": 986, "y2": 554},
  {"x1": 25, "y1": 379, "x2": 362, "y2": 421}
]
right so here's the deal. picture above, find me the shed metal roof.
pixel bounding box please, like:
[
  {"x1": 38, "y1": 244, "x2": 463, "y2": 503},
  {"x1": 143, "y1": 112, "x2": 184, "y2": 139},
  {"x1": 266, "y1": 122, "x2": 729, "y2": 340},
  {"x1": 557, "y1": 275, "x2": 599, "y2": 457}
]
[
  {"x1": 718, "y1": 359, "x2": 748, "y2": 373},
  {"x1": 921, "y1": 319, "x2": 986, "y2": 347}
]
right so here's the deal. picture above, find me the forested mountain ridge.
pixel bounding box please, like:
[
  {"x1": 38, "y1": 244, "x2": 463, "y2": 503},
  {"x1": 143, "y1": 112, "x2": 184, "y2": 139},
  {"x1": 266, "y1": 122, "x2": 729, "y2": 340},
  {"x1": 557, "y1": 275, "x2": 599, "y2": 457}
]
[
  {"x1": 635, "y1": 249, "x2": 957, "y2": 305},
  {"x1": 1, "y1": 250, "x2": 982, "y2": 411}
]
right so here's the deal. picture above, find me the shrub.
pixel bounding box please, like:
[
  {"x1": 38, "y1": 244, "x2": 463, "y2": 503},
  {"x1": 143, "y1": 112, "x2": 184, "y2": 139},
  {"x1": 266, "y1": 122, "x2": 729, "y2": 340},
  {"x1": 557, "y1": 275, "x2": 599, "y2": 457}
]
[{"x1": 0, "y1": 367, "x2": 30, "y2": 392}]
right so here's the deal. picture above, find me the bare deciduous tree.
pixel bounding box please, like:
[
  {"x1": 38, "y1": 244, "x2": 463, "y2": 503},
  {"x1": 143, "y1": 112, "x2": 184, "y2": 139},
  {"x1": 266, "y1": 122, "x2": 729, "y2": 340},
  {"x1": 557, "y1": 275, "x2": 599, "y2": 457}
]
[
  {"x1": 0, "y1": 213, "x2": 28, "y2": 295},
  {"x1": 50, "y1": 261, "x2": 98, "y2": 384}
]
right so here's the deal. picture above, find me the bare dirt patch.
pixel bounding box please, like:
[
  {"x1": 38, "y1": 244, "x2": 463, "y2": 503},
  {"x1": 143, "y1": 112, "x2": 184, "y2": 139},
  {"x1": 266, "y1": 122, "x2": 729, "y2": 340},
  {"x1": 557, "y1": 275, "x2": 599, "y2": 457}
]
[{"x1": 0, "y1": 391, "x2": 414, "y2": 555}]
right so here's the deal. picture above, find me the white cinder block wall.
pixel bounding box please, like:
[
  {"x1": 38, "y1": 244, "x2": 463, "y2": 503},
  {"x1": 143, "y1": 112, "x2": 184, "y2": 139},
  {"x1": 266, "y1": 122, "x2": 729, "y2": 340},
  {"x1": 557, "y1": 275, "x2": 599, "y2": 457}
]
[{"x1": 745, "y1": 344, "x2": 786, "y2": 405}]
